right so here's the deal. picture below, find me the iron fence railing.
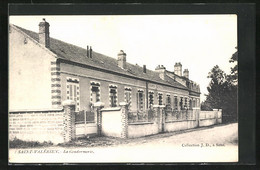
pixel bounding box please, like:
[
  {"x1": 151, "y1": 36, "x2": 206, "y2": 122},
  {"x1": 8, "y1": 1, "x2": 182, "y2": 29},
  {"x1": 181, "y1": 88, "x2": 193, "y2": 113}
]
[
  {"x1": 165, "y1": 109, "x2": 195, "y2": 121},
  {"x1": 75, "y1": 110, "x2": 95, "y2": 124},
  {"x1": 128, "y1": 109, "x2": 156, "y2": 123},
  {"x1": 199, "y1": 111, "x2": 216, "y2": 119}
]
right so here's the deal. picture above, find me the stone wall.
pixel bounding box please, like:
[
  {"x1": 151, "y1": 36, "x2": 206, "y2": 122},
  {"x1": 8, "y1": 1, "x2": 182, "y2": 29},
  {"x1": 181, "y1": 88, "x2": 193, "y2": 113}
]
[
  {"x1": 9, "y1": 100, "x2": 76, "y2": 144},
  {"x1": 9, "y1": 101, "x2": 223, "y2": 143},
  {"x1": 199, "y1": 109, "x2": 221, "y2": 127},
  {"x1": 101, "y1": 107, "x2": 123, "y2": 138},
  {"x1": 123, "y1": 107, "x2": 221, "y2": 139},
  {"x1": 9, "y1": 110, "x2": 64, "y2": 144},
  {"x1": 164, "y1": 120, "x2": 198, "y2": 132},
  {"x1": 128, "y1": 122, "x2": 159, "y2": 138}
]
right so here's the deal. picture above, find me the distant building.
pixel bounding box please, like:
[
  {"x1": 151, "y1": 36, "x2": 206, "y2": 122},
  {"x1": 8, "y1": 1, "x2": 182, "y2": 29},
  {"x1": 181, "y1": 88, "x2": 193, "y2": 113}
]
[{"x1": 9, "y1": 18, "x2": 200, "y2": 113}]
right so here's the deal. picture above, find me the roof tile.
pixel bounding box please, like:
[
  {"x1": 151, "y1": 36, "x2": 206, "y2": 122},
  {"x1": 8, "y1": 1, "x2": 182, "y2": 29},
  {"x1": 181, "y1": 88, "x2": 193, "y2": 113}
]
[{"x1": 13, "y1": 24, "x2": 188, "y2": 90}]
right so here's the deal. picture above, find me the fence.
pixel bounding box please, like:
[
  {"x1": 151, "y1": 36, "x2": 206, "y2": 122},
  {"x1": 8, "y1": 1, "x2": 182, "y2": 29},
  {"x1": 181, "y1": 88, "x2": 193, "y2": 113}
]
[
  {"x1": 74, "y1": 110, "x2": 97, "y2": 137},
  {"x1": 199, "y1": 109, "x2": 222, "y2": 127},
  {"x1": 75, "y1": 110, "x2": 95, "y2": 124},
  {"x1": 165, "y1": 109, "x2": 195, "y2": 121},
  {"x1": 9, "y1": 100, "x2": 223, "y2": 143},
  {"x1": 128, "y1": 109, "x2": 156, "y2": 123},
  {"x1": 9, "y1": 100, "x2": 76, "y2": 144},
  {"x1": 200, "y1": 111, "x2": 216, "y2": 119}
]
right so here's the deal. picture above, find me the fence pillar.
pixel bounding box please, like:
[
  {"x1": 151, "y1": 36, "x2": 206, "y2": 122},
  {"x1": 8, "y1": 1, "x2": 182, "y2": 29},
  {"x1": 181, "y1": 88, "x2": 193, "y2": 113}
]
[
  {"x1": 153, "y1": 105, "x2": 160, "y2": 131},
  {"x1": 62, "y1": 100, "x2": 76, "y2": 143},
  {"x1": 193, "y1": 107, "x2": 200, "y2": 127},
  {"x1": 94, "y1": 102, "x2": 105, "y2": 136},
  {"x1": 213, "y1": 109, "x2": 218, "y2": 124},
  {"x1": 153, "y1": 105, "x2": 165, "y2": 133},
  {"x1": 218, "y1": 109, "x2": 222, "y2": 124},
  {"x1": 160, "y1": 105, "x2": 166, "y2": 132},
  {"x1": 119, "y1": 102, "x2": 129, "y2": 139}
]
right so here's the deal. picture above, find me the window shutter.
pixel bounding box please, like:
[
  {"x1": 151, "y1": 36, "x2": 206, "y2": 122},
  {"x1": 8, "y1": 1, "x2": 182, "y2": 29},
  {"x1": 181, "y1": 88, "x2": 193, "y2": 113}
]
[
  {"x1": 143, "y1": 93, "x2": 145, "y2": 110},
  {"x1": 137, "y1": 92, "x2": 139, "y2": 110}
]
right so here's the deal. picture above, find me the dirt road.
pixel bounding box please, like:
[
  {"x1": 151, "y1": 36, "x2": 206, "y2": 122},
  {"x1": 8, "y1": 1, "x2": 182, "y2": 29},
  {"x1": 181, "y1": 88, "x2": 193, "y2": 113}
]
[{"x1": 9, "y1": 123, "x2": 238, "y2": 163}]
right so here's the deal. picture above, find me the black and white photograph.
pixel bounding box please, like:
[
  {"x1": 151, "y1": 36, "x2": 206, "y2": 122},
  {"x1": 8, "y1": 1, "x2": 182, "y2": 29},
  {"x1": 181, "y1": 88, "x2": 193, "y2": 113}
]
[{"x1": 8, "y1": 13, "x2": 238, "y2": 163}]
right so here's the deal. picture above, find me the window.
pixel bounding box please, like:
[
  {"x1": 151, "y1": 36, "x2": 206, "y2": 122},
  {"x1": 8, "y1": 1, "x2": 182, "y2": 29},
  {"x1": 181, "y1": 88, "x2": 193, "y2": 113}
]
[
  {"x1": 109, "y1": 85, "x2": 117, "y2": 107},
  {"x1": 180, "y1": 97, "x2": 183, "y2": 110},
  {"x1": 166, "y1": 94, "x2": 171, "y2": 108},
  {"x1": 90, "y1": 82, "x2": 100, "y2": 104},
  {"x1": 148, "y1": 91, "x2": 154, "y2": 108},
  {"x1": 66, "y1": 78, "x2": 80, "y2": 111},
  {"x1": 192, "y1": 100, "x2": 195, "y2": 108},
  {"x1": 184, "y1": 98, "x2": 187, "y2": 109},
  {"x1": 189, "y1": 99, "x2": 192, "y2": 110},
  {"x1": 174, "y1": 96, "x2": 178, "y2": 110},
  {"x1": 124, "y1": 87, "x2": 132, "y2": 108},
  {"x1": 158, "y1": 93, "x2": 163, "y2": 105},
  {"x1": 137, "y1": 90, "x2": 144, "y2": 111}
]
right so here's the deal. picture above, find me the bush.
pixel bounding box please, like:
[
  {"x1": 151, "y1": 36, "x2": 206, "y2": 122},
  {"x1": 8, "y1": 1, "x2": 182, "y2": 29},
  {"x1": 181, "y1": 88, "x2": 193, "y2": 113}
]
[{"x1": 9, "y1": 137, "x2": 53, "y2": 148}]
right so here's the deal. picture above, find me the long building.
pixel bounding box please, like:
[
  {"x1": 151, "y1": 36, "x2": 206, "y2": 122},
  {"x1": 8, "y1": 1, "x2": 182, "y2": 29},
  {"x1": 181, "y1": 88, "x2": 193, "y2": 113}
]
[{"x1": 9, "y1": 18, "x2": 200, "y2": 113}]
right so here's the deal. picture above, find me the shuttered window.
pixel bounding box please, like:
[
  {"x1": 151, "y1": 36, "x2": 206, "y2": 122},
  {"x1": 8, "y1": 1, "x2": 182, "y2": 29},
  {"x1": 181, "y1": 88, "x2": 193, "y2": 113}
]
[
  {"x1": 148, "y1": 91, "x2": 154, "y2": 108},
  {"x1": 109, "y1": 85, "x2": 117, "y2": 107},
  {"x1": 66, "y1": 78, "x2": 80, "y2": 111},
  {"x1": 166, "y1": 94, "x2": 171, "y2": 108},
  {"x1": 158, "y1": 93, "x2": 163, "y2": 105},
  {"x1": 174, "y1": 96, "x2": 178, "y2": 110},
  {"x1": 137, "y1": 90, "x2": 145, "y2": 111}
]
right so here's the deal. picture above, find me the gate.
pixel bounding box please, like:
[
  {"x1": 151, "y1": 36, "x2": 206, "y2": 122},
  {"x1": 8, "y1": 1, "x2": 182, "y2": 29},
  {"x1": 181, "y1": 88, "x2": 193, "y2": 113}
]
[{"x1": 75, "y1": 110, "x2": 97, "y2": 137}]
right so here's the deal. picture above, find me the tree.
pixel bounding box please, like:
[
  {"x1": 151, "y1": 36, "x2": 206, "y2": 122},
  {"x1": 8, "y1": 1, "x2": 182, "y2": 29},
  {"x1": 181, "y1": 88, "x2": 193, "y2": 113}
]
[
  {"x1": 200, "y1": 101, "x2": 212, "y2": 111},
  {"x1": 202, "y1": 48, "x2": 238, "y2": 123},
  {"x1": 204, "y1": 65, "x2": 227, "y2": 110},
  {"x1": 227, "y1": 47, "x2": 238, "y2": 84}
]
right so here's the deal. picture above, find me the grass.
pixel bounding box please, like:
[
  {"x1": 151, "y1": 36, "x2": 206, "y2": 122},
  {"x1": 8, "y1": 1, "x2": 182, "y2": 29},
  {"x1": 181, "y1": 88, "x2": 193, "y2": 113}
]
[
  {"x1": 57, "y1": 136, "x2": 128, "y2": 148},
  {"x1": 9, "y1": 138, "x2": 53, "y2": 148}
]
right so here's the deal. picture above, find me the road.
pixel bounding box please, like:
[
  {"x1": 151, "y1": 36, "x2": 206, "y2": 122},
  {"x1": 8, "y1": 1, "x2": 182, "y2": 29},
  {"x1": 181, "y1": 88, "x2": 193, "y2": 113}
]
[{"x1": 9, "y1": 123, "x2": 238, "y2": 163}]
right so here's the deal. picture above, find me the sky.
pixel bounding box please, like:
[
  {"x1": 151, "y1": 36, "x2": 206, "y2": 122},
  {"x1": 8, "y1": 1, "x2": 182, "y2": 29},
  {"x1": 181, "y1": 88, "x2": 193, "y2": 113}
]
[{"x1": 9, "y1": 15, "x2": 237, "y2": 102}]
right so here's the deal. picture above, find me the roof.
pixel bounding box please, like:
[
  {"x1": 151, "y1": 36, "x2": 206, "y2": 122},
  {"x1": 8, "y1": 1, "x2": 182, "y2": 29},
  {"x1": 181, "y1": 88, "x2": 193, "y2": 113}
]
[{"x1": 13, "y1": 24, "x2": 189, "y2": 91}]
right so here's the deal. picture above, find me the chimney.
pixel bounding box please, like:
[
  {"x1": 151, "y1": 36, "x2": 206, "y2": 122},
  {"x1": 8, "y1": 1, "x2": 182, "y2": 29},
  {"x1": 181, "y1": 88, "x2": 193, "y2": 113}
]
[
  {"x1": 89, "y1": 46, "x2": 92, "y2": 58},
  {"x1": 38, "y1": 18, "x2": 50, "y2": 48},
  {"x1": 143, "y1": 65, "x2": 146, "y2": 73},
  {"x1": 87, "y1": 46, "x2": 89, "y2": 58},
  {"x1": 183, "y1": 69, "x2": 189, "y2": 79},
  {"x1": 155, "y1": 65, "x2": 166, "y2": 80},
  {"x1": 117, "y1": 50, "x2": 126, "y2": 69},
  {"x1": 174, "y1": 62, "x2": 182, "y2": 76}
]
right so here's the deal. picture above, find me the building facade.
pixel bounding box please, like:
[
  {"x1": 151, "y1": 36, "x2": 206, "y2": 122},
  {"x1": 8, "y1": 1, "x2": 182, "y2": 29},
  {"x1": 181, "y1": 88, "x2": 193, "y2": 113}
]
[{"x1": 9, "y1": 18, "x2": 200, "y2": 114}]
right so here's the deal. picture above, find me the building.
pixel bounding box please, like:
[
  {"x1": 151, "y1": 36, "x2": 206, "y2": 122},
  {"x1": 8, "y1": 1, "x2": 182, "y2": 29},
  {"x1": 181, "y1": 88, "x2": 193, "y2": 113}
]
[
  {"x1": 9, "y1": 18, "x2": 200, "y2": 113},
  {"x1": 9, "y1": 18, "x2": 221, "y2": 144}
]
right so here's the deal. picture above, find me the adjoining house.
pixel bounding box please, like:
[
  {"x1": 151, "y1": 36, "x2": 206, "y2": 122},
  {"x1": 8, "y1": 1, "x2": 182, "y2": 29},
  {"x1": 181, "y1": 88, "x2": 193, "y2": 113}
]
[{"x1": 9, "y1": 19, "x2": 220, "y2": 144}]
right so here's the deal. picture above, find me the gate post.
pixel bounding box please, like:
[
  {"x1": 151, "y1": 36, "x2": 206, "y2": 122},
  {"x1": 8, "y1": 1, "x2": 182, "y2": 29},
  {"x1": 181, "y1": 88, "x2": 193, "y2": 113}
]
[
  {"x1": 153, "y1": 105, "x2": 160, "y2": 132},
  {"x1": 213, "y1": 109, "x2": 218, "y2": 124},
  {"x1": 94, "y1": 102, "x2": 105, "y2": 136},
  {"x1": 160, "y1": 105, "x2": 166, "y2": 132},
  {"x1": 119, "y1": 102, "x2": 129, "y2": 139},
  {"x1": 218, "y1": 109, "x2": 222, "y2": 124},
  {"x1": 153, "y1": 105, "x2": 165, "y2": 133},
  {"x1": 193, "y1": 107, "x2": 200, "y2": 127},
  {"x1": 62, "y1": 100, "x2": 76, "y2": 143}
]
